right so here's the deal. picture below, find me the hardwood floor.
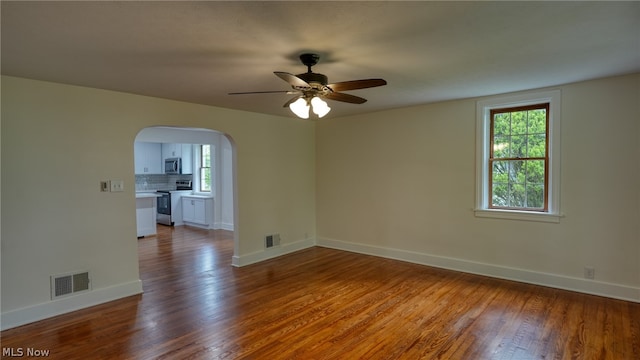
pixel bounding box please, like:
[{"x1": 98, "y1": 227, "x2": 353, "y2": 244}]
[{"x1": 2, "y1": 225, "x2": 639, "y2": 359}]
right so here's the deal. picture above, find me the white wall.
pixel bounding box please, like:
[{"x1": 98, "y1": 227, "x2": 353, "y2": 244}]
[
  {"x1": 1, "y1": 76, "x2": 316, "y2": 329},
  {"x1": 220, "y1": 135, "x2": 235, "y2": 230},
  {"x1": 316, "y1": 73, "x2": 640, "y2": 302}
]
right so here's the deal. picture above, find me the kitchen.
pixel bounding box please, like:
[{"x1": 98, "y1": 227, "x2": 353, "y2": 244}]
[{"x1": 134, "y1": 126, "x2": 235, "y2": 237}]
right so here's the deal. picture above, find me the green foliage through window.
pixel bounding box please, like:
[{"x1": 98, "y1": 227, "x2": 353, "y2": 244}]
[
  {"x1": 489, "y1": 104, "x2": 549, "y2": 211},
  {"x1": 200, "y1": 145, "x2": 211, "y2": 192}
]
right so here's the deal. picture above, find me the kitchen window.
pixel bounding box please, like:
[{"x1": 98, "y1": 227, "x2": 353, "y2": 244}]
[
  {"x1": 475, "y1": 90, "x2": 561, "y2": 222},
  {"x1": 200, "y1": 144, "x2": 212, "y2": 192}
]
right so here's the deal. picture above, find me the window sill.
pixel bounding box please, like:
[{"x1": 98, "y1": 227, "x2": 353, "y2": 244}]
[
  {"x1": 474, "y1": 209, "x2": 562, "y2": 223},
  {"x1": 192, "y1": 191, "x2": 213, "y2": 196}
]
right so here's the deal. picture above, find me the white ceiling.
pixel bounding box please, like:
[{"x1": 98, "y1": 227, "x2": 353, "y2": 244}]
[{"x1": 2, "y1": 1, "x2": 638, "y2": 119}]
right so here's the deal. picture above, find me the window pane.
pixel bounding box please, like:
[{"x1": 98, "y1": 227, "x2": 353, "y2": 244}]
[
  {"x1": 525, "y1": 160, "x2": 545, "y2": 184},
  {"x1": 526, "y1": 183, "x2": 544, "y2": 209},
  {"x1": 492, "y1": 160, "x2": 509, "y2": 183},
  {"x1": 202, "y1": 145, "x2": 211, "y2": 167},
  {"x1": 510, "y1": 160, "x2": 526, "y2": 184},
  {"x1": 493, "y1": 135, "x2": 510, "y2": 158},
  {"x1": 493, "y1": 113, "x2": 510, "y2": 135},
  {"x1": 509, "y1": 183, "x2": 526, "y2": 207},
  {"x1": 511, "y1": 111, "x2": 527, "y2": 135},
  {"x1": 491, "y1": 160, "x2": 510, "y2": 207},
  {"x1": 200, "y1": 168, "x2": 211, "y2": 191},
  {"x1": 510, "y1": 135, "x2": 527, "y2": 158},
  {"x1": 527, "y1": 109, "x2": 546, "y2": 134},
  {"x1": 492, "y1": 182, "x2": 508, "y2": 207},
  {"x1": 527, "y1": 134, "x2": 546, "y2": 157}
]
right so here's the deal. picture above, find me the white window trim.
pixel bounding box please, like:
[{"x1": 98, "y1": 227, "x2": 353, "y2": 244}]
[
  {"x1": 192, "y1": 145, "x2": 208, "y2": 194},
  {"x1": 475, "y1": 89, "x2": 562, "y2": 223}
]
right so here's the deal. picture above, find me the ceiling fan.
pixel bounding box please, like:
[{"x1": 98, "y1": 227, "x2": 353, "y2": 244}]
[{"x1": 228, "y1": 53, "x2": 387, "y2": 119}]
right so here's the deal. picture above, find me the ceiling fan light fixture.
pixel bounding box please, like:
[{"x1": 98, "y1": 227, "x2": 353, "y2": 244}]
[
  {"x1": 311, "y1": 96, "x2": 331, "y2": 118},
  {"x1": 230, "y1": 54, "x2": 386, "y2": 118},
  {"x1": 289, "y1": 97, "x2": 310, "y2": 119}
]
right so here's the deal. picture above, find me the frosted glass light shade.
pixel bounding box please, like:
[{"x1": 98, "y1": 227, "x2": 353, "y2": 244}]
[
  {"x1": 311, "y1": 97, "x2": 331, "y2": 118},
  {"x1": 289, "y1": 97, "x2": 310, "y2": 119}
]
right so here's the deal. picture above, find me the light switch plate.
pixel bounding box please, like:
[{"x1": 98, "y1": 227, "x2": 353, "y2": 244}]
[{"x1": 110, "y1": 180, "x2": 124, "y2": 192}]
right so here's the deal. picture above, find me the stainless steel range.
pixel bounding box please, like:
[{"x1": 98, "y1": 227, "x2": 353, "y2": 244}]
[{"x1": 156, "y1": 180, "x2": 192, "y2": 226}]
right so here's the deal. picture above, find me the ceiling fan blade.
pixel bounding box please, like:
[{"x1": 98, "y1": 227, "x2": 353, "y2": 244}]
[
  {"x1": 283, "y1": 95, "x2": 302, "y2": 108},
  {"x1": 274, "y1": 71, "x2": 312, "y2": 90},
  {"x1": 324, "y1": 92, "x2": 367, "y2": 104},
  {"x1": 327, "y1": 79, "x2": 387, "y2": 92},
  {"x1": 228, "y1": 90, "x2": 295, "y2": 95}
]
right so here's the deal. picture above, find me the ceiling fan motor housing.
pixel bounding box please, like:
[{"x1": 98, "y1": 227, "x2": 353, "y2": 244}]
[{"x1": 297, "y1": 72, "x2": 328, "y2": 87}]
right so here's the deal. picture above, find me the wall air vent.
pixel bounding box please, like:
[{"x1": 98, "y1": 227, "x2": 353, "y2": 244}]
[
  {"x1": 265, "y1": 234, "x2": 281, "y2": 248},
  {"x1": 51, "y1": 271, "x2": 91, "y2": 299}
]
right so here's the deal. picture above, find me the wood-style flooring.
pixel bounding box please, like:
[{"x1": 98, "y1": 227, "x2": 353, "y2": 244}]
[{"x1": 2, "y1": 225, "x2": 639, "y2": 359}]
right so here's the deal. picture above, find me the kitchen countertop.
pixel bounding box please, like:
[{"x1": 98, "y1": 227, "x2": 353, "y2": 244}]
[
  {"x1": 135, "y1": 191, "x2": 211, "y2": 199},
  {"x1": 135, "y1": 192, "x2": 162, "y2": 199},
  {"x1": 182, "y1": 194, "x2": 214, "y2": 199}
]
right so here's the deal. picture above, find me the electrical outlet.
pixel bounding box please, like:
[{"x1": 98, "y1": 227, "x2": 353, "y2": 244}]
[
  {"x1": 584, "y1": 266, "x2": 595, "y2": 280},
  {"x1": 110, "y1": 180, "x2": 124, "y2": 192}
]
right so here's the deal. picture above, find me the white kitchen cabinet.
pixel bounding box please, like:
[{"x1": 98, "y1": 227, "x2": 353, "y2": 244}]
[
  {"x1": 162, "y1": 143, "x2": 181, "y2": 160},
  {"x1": 181, "y1": 144, "x2": 193, "y2": 174},
  {"x1": 134, "y1": 142, "x2": 162, "y2": 174},
  {"x1": 181, "y1": 196, "x2": 213, "y2": 228}
]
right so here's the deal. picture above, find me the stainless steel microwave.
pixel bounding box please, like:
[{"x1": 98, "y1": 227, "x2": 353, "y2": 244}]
[{"x1": 164, "y1": 158, "x2": 182, "y2": 174}]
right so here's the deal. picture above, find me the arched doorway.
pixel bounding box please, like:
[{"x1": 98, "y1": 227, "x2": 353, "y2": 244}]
[{"x1": 133, "y1": 126, "x2": 238, "y2": 262}]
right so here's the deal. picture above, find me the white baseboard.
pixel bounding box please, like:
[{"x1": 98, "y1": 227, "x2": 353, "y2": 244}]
[
  {"x1": 183, "y1": 222, "x2": 234, "y2": 231},
  {"x1": 232, "y1": 238, "x2": 315, "y2": 267},
  {"x1": 317, "y1": 237, "x2": 640, "y2": 303},
  {"x1": 215, "y1": 222, "x2": 234, "y2": 231},
  {"x1": 1, "y1": 280, "x2": 143, "y2": 331}
]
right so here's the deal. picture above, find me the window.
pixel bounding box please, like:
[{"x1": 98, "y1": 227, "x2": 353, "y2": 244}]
[
  {"x1": 490, "y1": 104, "x2": 549, "y2": 211},
  {"x1": 200, "y1": 145, "x2": 211, "y2": 192},
  {"x1": 476, "y1": 90, "x2": 561, "y2": 222}
]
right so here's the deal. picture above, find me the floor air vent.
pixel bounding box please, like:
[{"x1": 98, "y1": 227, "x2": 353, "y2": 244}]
[{"x1": 51, "y1": 271, "x2": 91, "y2": 299}]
